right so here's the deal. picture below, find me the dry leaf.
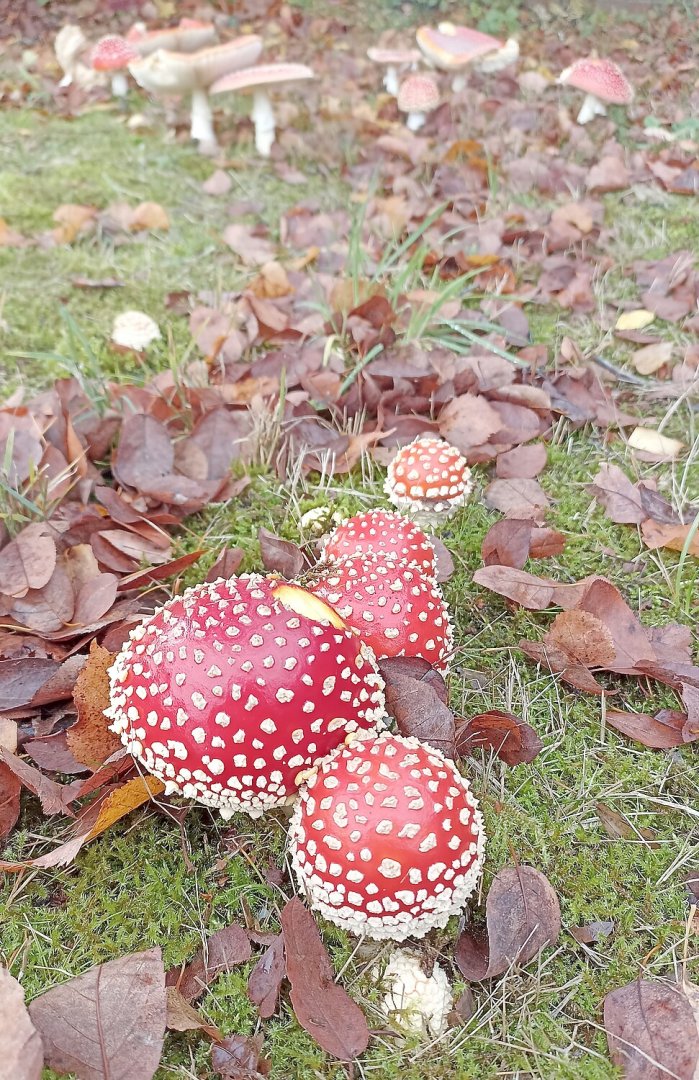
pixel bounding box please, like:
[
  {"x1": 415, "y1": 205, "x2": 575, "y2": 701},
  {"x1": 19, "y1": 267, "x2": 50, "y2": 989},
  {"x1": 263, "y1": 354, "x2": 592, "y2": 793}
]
[
  {"x1": 587, "y1": 464, "x2": 646, "y2": 525},
  {"x1": 632, "y1": 342, "x2": 673, "y2": 375},
  {"x1": 605, "y1": 708, "x2": 695, "y2": 749},
  {"x1": 615, "y1": 310, "x2": 655, "y2": 331},
  {"x1": 456, "y1": 710, "x2": 543, "y2": 766},
  {"x1": 166, "y1": 924, "x2": 252, "y2": 1004},
  {"x1": 628, "y1": 427, "x2": 684, "y2": 459},
  {"x1": 69, "y1": 642, "x2": 122, "y2": 770},
  {"x1": 165, "y1": 987, "x2": 222, "y2": 1040},
  {"x1": 247, "y1": 935, "x2": 285, "y2": 1019},
  {"x1": 379, "y1": 657, "x2": 455, "y2": 758},
  {"x1": 85, "y1": 774, "x2": 165, "y2": 842},
  {"x1": 604, "y1": 979, "x2": 699, "y2": 1080},
  {"x1": 258, "y1": 529, "x2": 305, "y2": 579},
  {"x1": 0, "y1": 967, "x2": 44, "y2": 1080},
  {"x1": 641, "y1": 519, "x2": 699, "y2": 557},
  {"x1": 129, "y1": 202, "x2": 170, "y2": 231},
  {"x1": 484, "y1": 478, "x2": 550, "y2": 519},
  {"x1": 211, "y1": 1033, "x2": 270, "y2": 1079}
]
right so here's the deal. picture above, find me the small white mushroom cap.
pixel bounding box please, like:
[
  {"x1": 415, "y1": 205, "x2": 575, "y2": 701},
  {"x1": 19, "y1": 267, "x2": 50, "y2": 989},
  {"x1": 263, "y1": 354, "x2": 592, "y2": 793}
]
[
  {"x1": 375, "y1": 949, "x2": 453, "y2": 1037},
  {"x1": 111, "y1": 310, "x2": 161, "y2": 351}
]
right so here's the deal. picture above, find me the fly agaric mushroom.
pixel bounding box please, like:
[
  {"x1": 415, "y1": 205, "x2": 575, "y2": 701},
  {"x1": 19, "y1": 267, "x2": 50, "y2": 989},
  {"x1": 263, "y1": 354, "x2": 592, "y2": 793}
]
[
  {"x1": 367, "y1": 46, "x2": 421, "y2": 97},
  {"x1": 307, "y1": 553, "x2": 453, "y2": 675},
  {"x1": 416, "y1": 23, "x2": 503, "y2": 92},
  {"x1": 126, "y1": 18, "x2": 218, "y2": 57},
  {"x1": 106, "y1": 575, "x2": 386, "y2": 817},
  {"x1": 210, "y1": 63, "x2": 315, "y2": 158},
  {"x1": 558, "y1": 57, "x2": 633, "y2": 125},
  {"x1": 128, "y1": 36, "x2": 263, "y2": 148},
  {"x1": 396, "y1": 72, "x2": 439, "y2": 132},
  {"x1": 320, "y1": 509, "x2": 436, "y2": 577},
  {"x1": 385, "y1": 435, "x2": 473, "y2": 521},
  {"x1": 90, "y1": 35, "x2": 139, "y2": 97},
  {"x1": 288, "y1": 732, "x2": 485, "y2": 940}
]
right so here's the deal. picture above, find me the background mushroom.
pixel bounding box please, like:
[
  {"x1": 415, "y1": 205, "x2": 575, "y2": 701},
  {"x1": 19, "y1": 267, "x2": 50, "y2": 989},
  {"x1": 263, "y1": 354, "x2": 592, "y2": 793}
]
[
  {"x1": 558, "y1": 57, "x2": 633, "y2": 124},
  {"x1": 128, "y1": 36, "x2": 263, "y2": 149},
  {"x1": 111, "y1": 310, "x2": 161, "y2": 352},
  {"x1": 106, "y1": 575, "x2": 386, "y2": 818},
  {"x1": 384, "y1": 435, "x2": 473, "y2": 522},
  {"x1": 288, "y1": 732, "x2": 486, "y2": 940},
  {"x1": 416, "y1": 23, "x2": 504, "y2": 92},
  {"x1": 396, "y1": 72, "x2": 439, "y2": 132},
  {"x1": 320, "y1": 509, "x2": 436, "y2": 576},
  {"x1": 126, "y1": 18, "x2": 218, "y2": 56},
  {"x1": 210, "y1": 62, "x2": 315, "y2": 158},
  {"x1": 90, "y1": 36, "x2": 139, "y2": 98},
  {"x1": 367, "y1": 47, "x2": 421, "y2": 96}
]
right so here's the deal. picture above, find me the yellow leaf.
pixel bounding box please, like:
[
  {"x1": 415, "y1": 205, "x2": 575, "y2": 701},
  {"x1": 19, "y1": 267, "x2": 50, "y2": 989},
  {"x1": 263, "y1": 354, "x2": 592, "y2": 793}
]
[
  {"x1": 628, "y1": 426, "x2": 684, "y2": 459},
  {"x1": 129, "y1": 201, "x2": 170, "y2": 232},
  {"x1": 52, "y1": 204, "x2": 97, "y2": 244},
  {"x1": 615, "y1": 309, "x2": 655, "y2": 331},
  {"x1": 86, "y1": 774, "x2": 164, "y2": 841}
]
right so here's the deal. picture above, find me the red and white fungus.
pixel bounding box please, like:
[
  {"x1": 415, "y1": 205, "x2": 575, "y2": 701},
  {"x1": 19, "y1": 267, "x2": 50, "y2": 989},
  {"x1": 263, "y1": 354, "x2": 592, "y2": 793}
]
[
  {"x1": 106, "y1": 575, "x2": 386, "y2": 817},
  {"x1": 308, "y1": 553, "x2": 453, "y2": 674},
  {"x1": 320, "y1": 509, "x2": 436, "y2": 576},
  {"x1": 385, "y1": 436, "x2": 473, "y2": 520},
  {"x1": 288, "y1": 732, "x2": 485, "y2": 940}
]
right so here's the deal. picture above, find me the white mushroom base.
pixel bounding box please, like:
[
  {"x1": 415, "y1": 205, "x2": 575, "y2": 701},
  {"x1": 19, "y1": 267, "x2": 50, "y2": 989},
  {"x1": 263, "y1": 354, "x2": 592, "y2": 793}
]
[
  {"x1": 375, "y1": 950, "x2": 453, "y2": 1037},
  {"x1": 406, "y1": 109, "x2": 427, "y2": 132},
  {"x1": 111, "y1": 71, "x2": 129, "y2": 98},
  {"x1": 576, "y1": 92, "x2": 608, "y2": 125},
  {"x1": 190, "y1": 87, "x2": 216, "y2": 146},
  {"x1": 252, "y1": 90, "x2": 276, "y2": 157}
]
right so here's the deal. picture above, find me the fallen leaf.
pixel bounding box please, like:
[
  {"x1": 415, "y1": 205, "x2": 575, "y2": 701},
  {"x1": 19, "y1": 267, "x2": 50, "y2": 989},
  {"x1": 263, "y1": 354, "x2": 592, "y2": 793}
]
[
  {"x1": 0, "y1": 747, "x2": 80, "y2": 817},
  {"x1": 206, "y1": 546, "x2": 245, "y2": 582},
  {"x1": 455, "y1": 865, "x2": 561, "y2": 980},
  {"x1": 0, "y1": 656, "x2": 60, "y2": 711},
  {"x1": 495, "y1": 442, "x2": 547, "y2": 479},
  {"x1": 29, "y1": 948, "x2": 166, "y2": 1080},
  {"x1": 85, "y1": 774, "x2": 165, "y2": 841},
  {"x1": 69, "y1": 642, "x2": 122, "y2": 770},
  {"x1": 211, "y1": 1034, "x2": 270, "y2": 1079},
  {"x1": 438, "y1": 394, "x2": 503, "y2": 451},
  {"x1": 428, "y1": 535, "x2": 455, "y2": 582},
  {"x1": 628, "y1": 427, "x2": 684, "y2": 460},
  {"x1": 481, "y1": 518, "x2": 533, "y2": 569},
  {"x1": 166, "y1": 987, "x2": 222, "y2": 1040},
  {"x1": 0, "y1": 967, "x2": 44, "y2": 1080},
  {"x1": 247, "y1": 935, "x2": 285, "y2": 1019},
  {"x1": 258, "y1": 529, "x2": 305, "y2": 579},
  {"x1": 605, "y1": 708, "x2": 695, "y2": 748},
  {"x1": 473, "y1": 565, "x2": 589, "y2": 610},
  {"x1": 167, "y1": 924, "x2": 252, "y2": 1004},
  {"x1": 569, "y1": 921, "x2": 614, "y2": 945},
  {"x1": 641, "y1": 520, "x2": 699, "y2": 557},
  {"x1": 615, "y1": 310, "x2": 655, "y2": 331},
  {"x1": 129, "y1": 201, "x2": 169, "y2": 231},
  {"x1": 223, "y1": 224, "x2": 275, "y2": 266},
  {"x1": 0, "y1": 762, "x2": 22, "y2": 842},
  {"x1": 456, "y1": 710, "x2": 543, "y2": 766},
  {"x1": 0, "y1": 523, "x2": 56, "y2": 598},
  {"x1": 379, "y1": 657, "x2": 455, "y2": 758},
  {"x1": 484, "y1": 478, "x2": 550, "y2": 519},
  {"x1": 202, "y1": 169, "x2": 232, "y2": 196},
  {"x1": 281, "y1": 897, "x2": 369, "y2": 1060},
  {"x1": 52, "y1": 203, "x2": 96, "y2": 244},
  {"x1": 547, "y1": 609, "x2": 616, "y2": 668},
  {"x1": 587, "y1": 464, "x2": 647, "y2": 524},
  {"x1": 632, "y1": 342, "x2": 673, "y2": 375},
  {"x1": 595, "y1": 802, "x2": 657, "y2": 844},
  {"x1": 604, "y1": 979, "x2": 698, "y2": 1080}
]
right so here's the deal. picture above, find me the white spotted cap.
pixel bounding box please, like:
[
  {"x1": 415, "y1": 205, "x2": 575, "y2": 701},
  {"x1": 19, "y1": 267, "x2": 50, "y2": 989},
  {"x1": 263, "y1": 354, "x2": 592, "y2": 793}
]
[
  {"x1": 384, "y1": 435, "x2": 472, "y2": 518},
  {"x1": 320, "y1": 509, "x2": 436, "y2": 576},
  {"x1": 105, "y1": 575, "x2": 386, "y2": 816},
  {"x1": 288, "y1": 732, "x2": 485, "y2": 941},
  {"x1": 308, "y1": 552, "x2": 453, "y2": 675}
]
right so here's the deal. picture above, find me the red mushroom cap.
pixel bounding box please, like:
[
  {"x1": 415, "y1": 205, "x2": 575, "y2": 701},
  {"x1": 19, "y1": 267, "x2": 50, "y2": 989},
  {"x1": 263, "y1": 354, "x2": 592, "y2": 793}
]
[
  {"x1": 416, "y1": 24, "x2": 502, "y2": 70},
  {"x1": 90, "y1": 35, "x2": 138, "y2": 72},
  {"x1": 308, "y1": 553, "x2": 453, "y2": 675},
  {"x1": 288, "y1": 732, "x2": 485, "y2": 940},
  {"x1": 320, "y1": 509, "x2": 436, "y2": 576},
  {"x1": 396, "y1": 73, "x2": 440, "y2": 115},
  {"x1": 558, "y1": 58, "x2": 633, "y2": 104},
  {"x1": 106, "y1": 575, "x2": 386, "y2": 817},
  {"x1": 385, "y1": 435, "x2": 473, "y2": 517}
]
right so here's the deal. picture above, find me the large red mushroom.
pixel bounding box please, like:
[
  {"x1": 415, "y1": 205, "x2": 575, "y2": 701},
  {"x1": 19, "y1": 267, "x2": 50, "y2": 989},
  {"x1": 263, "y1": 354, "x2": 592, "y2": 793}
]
[
  {"x1": 288, "y1": 732, "x2": 485, "y2": 940},
  {"x1": 307, "y1": 553, "x2": 453, "y2": 674},
  {"x1": 320, "y1": 509, "x2": 436, "y2": 576},
  {"x1": 106, "y1": 575, "x2": 386, "y2": 817}
]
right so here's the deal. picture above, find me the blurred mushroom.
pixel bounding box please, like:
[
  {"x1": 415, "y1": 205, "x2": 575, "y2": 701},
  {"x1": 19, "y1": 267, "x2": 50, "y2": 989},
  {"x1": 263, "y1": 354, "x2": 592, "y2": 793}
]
[
  {"x1": 417, "y1": 23, "x2": 503, "y2": 92},
  {"x1": 476, "y1": 37, "x2": 520, "y2": 74},
  {"x1": 210, "y1": 62, "x2": 315, "y2": 158},
  {"x1": 126, "y1": 18, "x2": 218, "y2": 56},
  {"x1": 90, "y1": 36, "x2": 139, "y2": 98},
  {"x1": 396, "y1": 72, "x2": 439, "y2": 132},
  {"x1": 128, "y1": 36, "x2": 263, "y2": 149},
  {"x1": 54, "y1": 24, "x2": 88, "y2": 87},
  {"x1": 111, "y1": 310, "x2": 161, "y2": 352},
  {"x1": 384, "y1": 435, "x2": 473, "y2": 522},
  {"x1": 367, "y1": 47, "x2": 421, "y2": 97},
  {"x1": 558, "y1": 57, "x2": 633, "y2": 124}
]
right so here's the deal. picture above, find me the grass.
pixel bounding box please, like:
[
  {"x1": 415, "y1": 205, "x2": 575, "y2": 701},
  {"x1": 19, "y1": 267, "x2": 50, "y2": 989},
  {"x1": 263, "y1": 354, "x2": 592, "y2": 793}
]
[{"x1": 1, "y1": 2, "x2": 698, "y2": 1076}]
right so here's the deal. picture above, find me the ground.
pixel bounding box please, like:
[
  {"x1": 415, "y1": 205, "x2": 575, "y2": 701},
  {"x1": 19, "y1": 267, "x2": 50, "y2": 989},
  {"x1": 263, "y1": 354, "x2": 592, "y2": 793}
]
[{"x1": 0, "y1": 0, "x2": 697, "y2": 1078}]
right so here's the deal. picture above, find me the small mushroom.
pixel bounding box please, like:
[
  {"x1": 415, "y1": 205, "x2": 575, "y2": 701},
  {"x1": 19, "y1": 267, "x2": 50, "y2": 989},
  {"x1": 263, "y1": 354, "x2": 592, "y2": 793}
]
[
  {"x1": 396, "y1": 72, "x2": 439, "y2": 132},
  {"x1": 288, "y1": 732, "x2": 486, "y2": 940},
  {"x1": 106, "y1": 575, "x2": 386, "y2": 818},
  {"x1": 126, "y1": 18, "x2": 218, "y2": 56},
  {"x1": 111, "y1": 310, "x2": 161, "y2": 352},
  {"x1": 90, "y1": 35, "x2": 139, "y2": 98},
  {"x1": 210, "y1": 62, "x2": 315, "y2": 158},
  {"x1": 308, "y1": 552, "x2": 453, "y2": 674},
  {"x1": 417, "y1": 23, "x2": 503, "y2": 92},
  {"x1": 54, "y1": 24, "x2": 89, "y2": 88},
  {"x1": 384, "y1": 435, "x2": 473, "y2": 522},
  {"x1": 320, "y1": 509, "x2": 436, "y2": 576},
  {"x1": 558, "y1": 57, "x2": 633, "y2": 125},
  {"x1": 366, "y1": 46, "x2": 421, "y2": 97},
  {"x1": 128, "y1": 36, "x2": 263, "y2": 149}
]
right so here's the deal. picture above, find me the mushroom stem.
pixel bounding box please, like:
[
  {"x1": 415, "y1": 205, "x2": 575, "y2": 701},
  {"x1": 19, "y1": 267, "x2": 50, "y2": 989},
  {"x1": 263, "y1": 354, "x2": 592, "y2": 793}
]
[
  {"x1": 451, "y1": 73, "x2": 466, "y2": 93},
  {"x1": 406, "y1": 109, "x2": 426, "y2": 132},
  {"x1": 576, "y1": 92, "x2": 607, "y2": 124},
  {"x1": 383, "y1": 65, "x2": 399, "y2": 96},
  {"x1": 111, "y1": 71, "x2": 128, "y2": 97},
  {"x1": 190, "y1": 87, "x2": 215, "y2": 144},
  {"x1": 251, "y1": 89, "x2": 275, "y2": 156}
]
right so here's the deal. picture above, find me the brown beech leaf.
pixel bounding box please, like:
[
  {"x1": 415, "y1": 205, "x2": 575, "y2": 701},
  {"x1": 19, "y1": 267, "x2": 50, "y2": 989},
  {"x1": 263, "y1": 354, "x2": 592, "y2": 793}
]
[
  {"x1": 520, "y1": 638, "x2": 606, "y2": 693},
  {"x1": 685, "y1": 869, "x2": 699, "y2": 904},
  {"x1": 429, "y1": 534, "x2": 455, "y2": 582},
  {"x1": 211, "y1": 1034, "x2": 270, "y2": 1079},
  {"x1": 379, "y1": 658, "x2": 455, "y2": 757},
  {"x1": 113, "y1": 415, "x2": 173, "y2": 491},
  {"x1": 0, "y1": 523, "x2": 57, "y2": 598},
  {"x1": 456, "y1": 710, "x2": 543, "y2": 766},
  {"x1": 473, "y1": 566, "x2": 590, "y2": 610},
  {"x1": 604, "y1": 979, "x2": 699, "y2": 1080},
  {"x1": 0, "y1": 656, "x2": 60, "y2": 710},
  {"x1": 484, "y1": 478, "x2": 550, "y2": 520},
  {"x1": 281, "y1": 897, "x2": 370, "y2": 1060},
  {"x1": 258, "y1": 529, "x2": 305, "y2": 578},
  {"x1": 167, "y1": 924, "x2": 252, "y2": 1004},
  {"x1": 481, "y1": 519, "x2": 532, "y2": 569},
  {"x1": 24, "y1": 731, "x2": 89, "y2": 775},
  {"x1": 605, "y1": 708, "x2": 695, "y2": 749},
  {"x1": 83, "y1": 774, "x2": 165, "y2": 842},
  {"x1": 73, "y1": 573, "x2": 118, "y2": 626},
  {"x1": 588, "y1": 464, "x2": 647, "y2": 525},
  {"x1": 29, "y1": 948, "x2": 166, "y2": 1080},
  {"x1": 117, "y1": 551, "x2": 205, "y2": 593},
  {"x1": 641, "y1": 519, "x2": 699, "y2": 557},
  {"x1": 69, "y1": 642, "x2": 122, "y2": 770},
  {"x1": 529, "y1": 528, "x2": 566, "y2": 559},
  {"x1": 595, "y1": 802, "x2": 657, "y2": 844},
  {"x1": 455, "y1": 865, "x2": 561, "y2": 980},
  {"x1": 0, "y1": 762, "x2": 22, "y2": 842},
  {"x1": 165, "y1": 987, "x2": 222, "y2": 1040},
  {"x1": 206, "y1": 546, "x2": 245, "y2": 582},
  {"x1": 570, "y1": 921, "x2": 614, "y2": 945},
  {"x1": 546, "y1": 609, "x2": 616, "y2": 668},
  {"x1": 0, "y1": 747, "x2": 81, "y2": 817},
  {"x1": 495, "y1": 443, "x2": 547, "y2": 479},
  {"x1": 0, "y1": 967, "x2": 44, "y2": 1080},
  {"x1": 247, "y1": 935, "x2": 285, "y2": 1019}
]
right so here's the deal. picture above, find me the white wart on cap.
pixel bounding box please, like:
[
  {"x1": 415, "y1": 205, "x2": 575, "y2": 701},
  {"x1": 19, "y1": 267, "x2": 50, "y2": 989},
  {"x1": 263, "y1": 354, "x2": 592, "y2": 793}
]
[
  {"x1": 320, "y1": 509, "x2": 436, "y2": 576},
  {"x1": 385, "y1": 435, "x2": 473, "y2": 522},
  {"x1": 106, "y1": 575, "x2": 386, "y2": 817},
  {"x1": 558, "y1": 57, "x2": 633, "y2": 125},
  {"x1": 396, "y1": 72, "x2": 439, "y2": 132},
  {"x1": 288, "y1": 732, "x2": 485, "y2": 940}
]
